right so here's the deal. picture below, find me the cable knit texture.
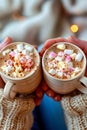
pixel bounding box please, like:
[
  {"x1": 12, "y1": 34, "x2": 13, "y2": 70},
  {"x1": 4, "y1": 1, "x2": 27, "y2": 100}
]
[
  {"x1": 0, "y1": 89, "x2": 35, "y2": 130},
  {"x1": 61, "y1": 91, "x2": 87, "y2": 130}
]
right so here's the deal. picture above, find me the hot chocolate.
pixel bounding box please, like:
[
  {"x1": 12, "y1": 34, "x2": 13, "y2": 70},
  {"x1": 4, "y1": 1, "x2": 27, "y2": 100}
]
[
  {"x1": 0, "y1": 42, "x2": 42, "y2": 99},
  {"x1": 0, "y1": 42, "x2": 39, "y2": 78},
  {"x1": 44, "y1": 42, "x2": 84, "y2": 80}
]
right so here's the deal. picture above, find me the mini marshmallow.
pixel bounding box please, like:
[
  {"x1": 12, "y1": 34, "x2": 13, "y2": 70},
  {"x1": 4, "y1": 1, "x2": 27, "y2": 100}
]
[
  {"x1": 71, "y1": 72, "x2": 76, "y2": 77},
  {"x1": 74, "y1": 67, "x2": 81, "y2": 73},
  {"x1": 12, "y1": 72, "x2": 17, "y2": 77},
  {"x1": 49, "y1": 69, "x2": 56, "y2": 75},
  {"x1": 57, "y1": 71, "x2": 63, "y2": 77},
  {"x1": 75, "y1": 52, "x2": 83, "y2": 62},
  {"x1": 9, "y1": 51, "x2": 15, "y2": 57},
  {"x1": 14, "y1": 54, "x2": 20, "y2": 61},
  {"x1": 58, "y1": 51, "x2": 64, "y2": 57},
  {"x1": 6, "y1": 66, "x2": 12, "y2": 73},
  {"x1": 55, "y1": 56, "x2": 64, "y2": 61},
  {"x1": 24, "y1": 45, "x2": 33, "y2": 52},
  {"x1": 48, "y1": 62, "x2": 53, "y2": 68},
  {"x1": 1, "y1": 65, "x2": 7, "y2": 72},
  {"x1": 14, "y1": 49, "x2": 18, "y2": 53},
  {"x1": 16, "y1": 66, "x2": 23, "y2": 72},
  {"x1": 57, "y1": 44, "x2": 65, "y2": 50},
  {"x1": 49, "y1": 52, "x2": 57, "y2": 59},
  {"x1": 64, "y1": 49, "x2": 73, "y2": 55},
  {"x1": 17, "y1": 44, "x2": 24, "y2": 52},
  {"x1": 65, "y1": 55, "x2": 71, "y2": 62},
  {"x1": 67, "y1": 62, "x2": 73, "y2": 68},
  {"x1": 22, "y1": 49, "x2": 28, "y2": 55},
  {"x1": 7, "y1": 60, "x2": 13, "y2": 66},
  {"x1": 58, "y1": 61, "x2": 67, "y2": 69}
]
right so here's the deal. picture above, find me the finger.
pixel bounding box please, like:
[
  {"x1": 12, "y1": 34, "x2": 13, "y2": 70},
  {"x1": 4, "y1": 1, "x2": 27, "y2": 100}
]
[
  {"x1": 0, "y1": 37, "x2": 12, "y2": 50},
  {"x1": 34, "y1": 97, "x2": 43, "y2": 106},
  {"x1": 46, "y1": 89, "x2": 55, "y2": 98},
  {"x1": 68, "y1": 36, "x2": 87, "y2": 55},
  {"x1": 41, "y1": 80, "x2": 48, "y2": 91},
  {"x1": 54, "y1": 94, "x2": 61, "y2": 101},
  {"x1": 35, "y1": 87, "x2": 44, "y2": 98},
  {"x1": 0, "y1": 77, "x2": 5, "y2": 88},
  {"x1": 40, "y1": 37, "x2": 68, "y2": 56}
]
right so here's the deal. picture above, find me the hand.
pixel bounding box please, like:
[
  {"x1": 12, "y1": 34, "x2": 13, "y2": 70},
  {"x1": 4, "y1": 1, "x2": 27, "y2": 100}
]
[
  {"x1": 39, "y1": 36, "x2": 87, "y2": 130},
  {"x1": 68, "y1": 35, "x2": 87, "y2": 76},
  {"x1": 39, "y1": 36, "x2": 87, "y2": 102},
  {"x1": 39, "y1": 37, "x2": 69, "y2": 102},
  {"x1": 0, "y1": 37, "x2": 12, "y2": 88},
  {"x1": 0, "y1": 37, "x2": 44, "y2": 106}
]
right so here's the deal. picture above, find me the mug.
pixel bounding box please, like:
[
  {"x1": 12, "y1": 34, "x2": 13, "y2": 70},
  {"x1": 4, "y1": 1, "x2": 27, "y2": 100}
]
[
  {"x1": 0, "y1": 42, "x2": 42, "y2": 99},
  {"x1": 42, "y1": 42, "x2": 87, "y2": 94}
]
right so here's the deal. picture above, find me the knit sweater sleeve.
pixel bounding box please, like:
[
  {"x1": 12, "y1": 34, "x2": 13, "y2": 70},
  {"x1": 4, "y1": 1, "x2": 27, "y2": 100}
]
[
  {"x1": 0, "y1": 89, "x2": 35, "y2": 130},
  {"x1": 61, "y1": 91, "x2": 87, "y2": 130}
]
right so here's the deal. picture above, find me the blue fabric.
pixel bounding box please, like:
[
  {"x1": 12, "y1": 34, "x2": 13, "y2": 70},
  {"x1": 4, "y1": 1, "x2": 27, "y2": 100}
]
[
  {"x1": 37, "y1": 44, "x2": 67, "y2": 130},
  {"x1": 32, "y1": 94, "x2": 67, "y2": 130},
  {"x1": 39, "y1": 94, "x2": 67, "y2": 130},
  {"x1": 31, "y1": 107, "x2": 43, "y2": 130},
  {"x1": 31, "y1": 44, "x2": 67, "y2": 130}
]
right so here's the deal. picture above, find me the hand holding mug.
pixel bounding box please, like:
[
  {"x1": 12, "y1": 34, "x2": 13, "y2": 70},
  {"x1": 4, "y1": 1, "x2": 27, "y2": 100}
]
[
  {"x1": 0, "y1": 37, "x2": 43, "y2": 106},
  {"x1": 40, "y1": 36, "x2": 87, "y2": 100}
]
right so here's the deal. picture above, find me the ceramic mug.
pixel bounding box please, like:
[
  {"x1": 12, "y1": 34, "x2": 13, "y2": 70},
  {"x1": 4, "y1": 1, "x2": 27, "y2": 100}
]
[
  {"x1": 42, "y1": 42, "x2": 87, "y2": 94},
  {"x1": 0, "y1": 42, "x2": 42, "y2": 99}
]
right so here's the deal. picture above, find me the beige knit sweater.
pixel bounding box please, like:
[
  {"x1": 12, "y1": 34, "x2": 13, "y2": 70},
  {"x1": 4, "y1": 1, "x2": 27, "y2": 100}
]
[
  {"x1": 0, "y1": 89, "x2": 35, "y2": 130},
  {"x1": 61, "y1": 90, "x2": 87, "y2": 130}
]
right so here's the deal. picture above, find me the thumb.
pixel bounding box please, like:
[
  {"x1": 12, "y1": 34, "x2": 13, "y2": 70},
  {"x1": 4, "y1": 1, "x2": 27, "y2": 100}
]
[
  {"x1": 0, "y1": 37, "x2": 12, "y2": 50},
  {"x1": 68, "y1": 36, "x2": 87, "y2": 55}
]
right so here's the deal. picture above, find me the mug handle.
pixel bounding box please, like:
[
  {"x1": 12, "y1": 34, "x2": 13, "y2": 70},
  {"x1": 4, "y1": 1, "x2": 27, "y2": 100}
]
[
  {"x1": 4, "y1": 81, "x2": 16, "y2": 99},
  {"x1": 76, "y1": 76, "x2": 87, "y2": 94}
]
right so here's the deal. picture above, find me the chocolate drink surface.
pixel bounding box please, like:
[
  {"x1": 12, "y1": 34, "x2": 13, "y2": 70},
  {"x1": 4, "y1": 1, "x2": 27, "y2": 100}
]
[
  {"x1": 44, "y1": 42, "x2": 84, "y2": 80},
  {"x1": 0, "y1": 42, "x2": 39, "y2": 78}
]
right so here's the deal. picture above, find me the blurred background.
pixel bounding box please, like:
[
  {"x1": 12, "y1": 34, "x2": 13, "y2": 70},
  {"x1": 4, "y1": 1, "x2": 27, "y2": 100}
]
[
  {"x1": 0, "y1": 1, "x2": 87, "y2": 130},
  {"x1": 0, "y1": 0, "x2": 87, "y2": 46}
]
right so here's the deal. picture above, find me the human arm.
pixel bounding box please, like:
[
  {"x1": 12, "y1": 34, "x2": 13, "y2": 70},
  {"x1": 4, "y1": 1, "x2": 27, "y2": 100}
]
[{"x1": 40, "y1": 36, "x2": 87, "y2": 130}]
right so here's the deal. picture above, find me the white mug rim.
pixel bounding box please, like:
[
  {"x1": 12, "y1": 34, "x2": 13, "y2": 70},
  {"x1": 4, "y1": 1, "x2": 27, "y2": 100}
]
[
  {"x1": 0, "y1": 42, "x2": 40, "y2": 81},
  {"x1": 42, "y1": 42, "x2": 86, "y2": 82}
]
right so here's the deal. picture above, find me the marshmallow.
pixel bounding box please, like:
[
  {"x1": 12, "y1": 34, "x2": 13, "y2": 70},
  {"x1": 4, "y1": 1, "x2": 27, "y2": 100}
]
[
  {"x1": 9, "y1": 51, "x2": 15, "y2": 57},
  {"x1": 16, "y1": 65, "x2": 23, "y2": 72},
  {"x1": 24, "y1": 45, "x2": 33, "y2": 52},
  {"x1": 55, "y1": 56, "x2": 64, "y2": 61},
  {"x1": 67, "y1": 62, "x2": 73, "y2": 68},
  {"x1": 58, "y1": 61, "x2": 67, "y2": 69},
  {"x1": 1, "y1": 65, "x2": 7, "y2": 72},
  {"x1": 22, "y1": 49, "x2": 28, "y2": 55},
  {"x1": 58, "y1": 51, "x2": 64, "y2": 57},
  {"x1": 74, "y1": 67, "x2": 81, "y2": 73},
  {"x1": 64, "y1": 49, "x2": 73, "y2": 55},
  {"x1": 57, "y1": 71, "x2": 63, "y2": 77},
  {"x1": 6, "y1": 66, "x2": 12, "y2": 73},
  {"x1": 14, "y1": 49, "x2": 18, "y2": 53},
  {"x1": 65, "y1": 55, "x2": 71, "y2": 62},
  {"x1": 17, "y1": 44, "x2": 24, "y2": 52},
  {"x1": 49, "y1": 51, "x2": 57, "y2": 59},
  {"x1": 49, "y1": 69, "x2": 56, "y2": 75},
  {"x1": 7, "y1": 60, "x2": 13, "y2": 66},
  {"x1": 57, "y1": 44, "x2": 65, "y2": 50},
  {"x1": 75, "y1": 52, "x2": 83, "y2": 62}
]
